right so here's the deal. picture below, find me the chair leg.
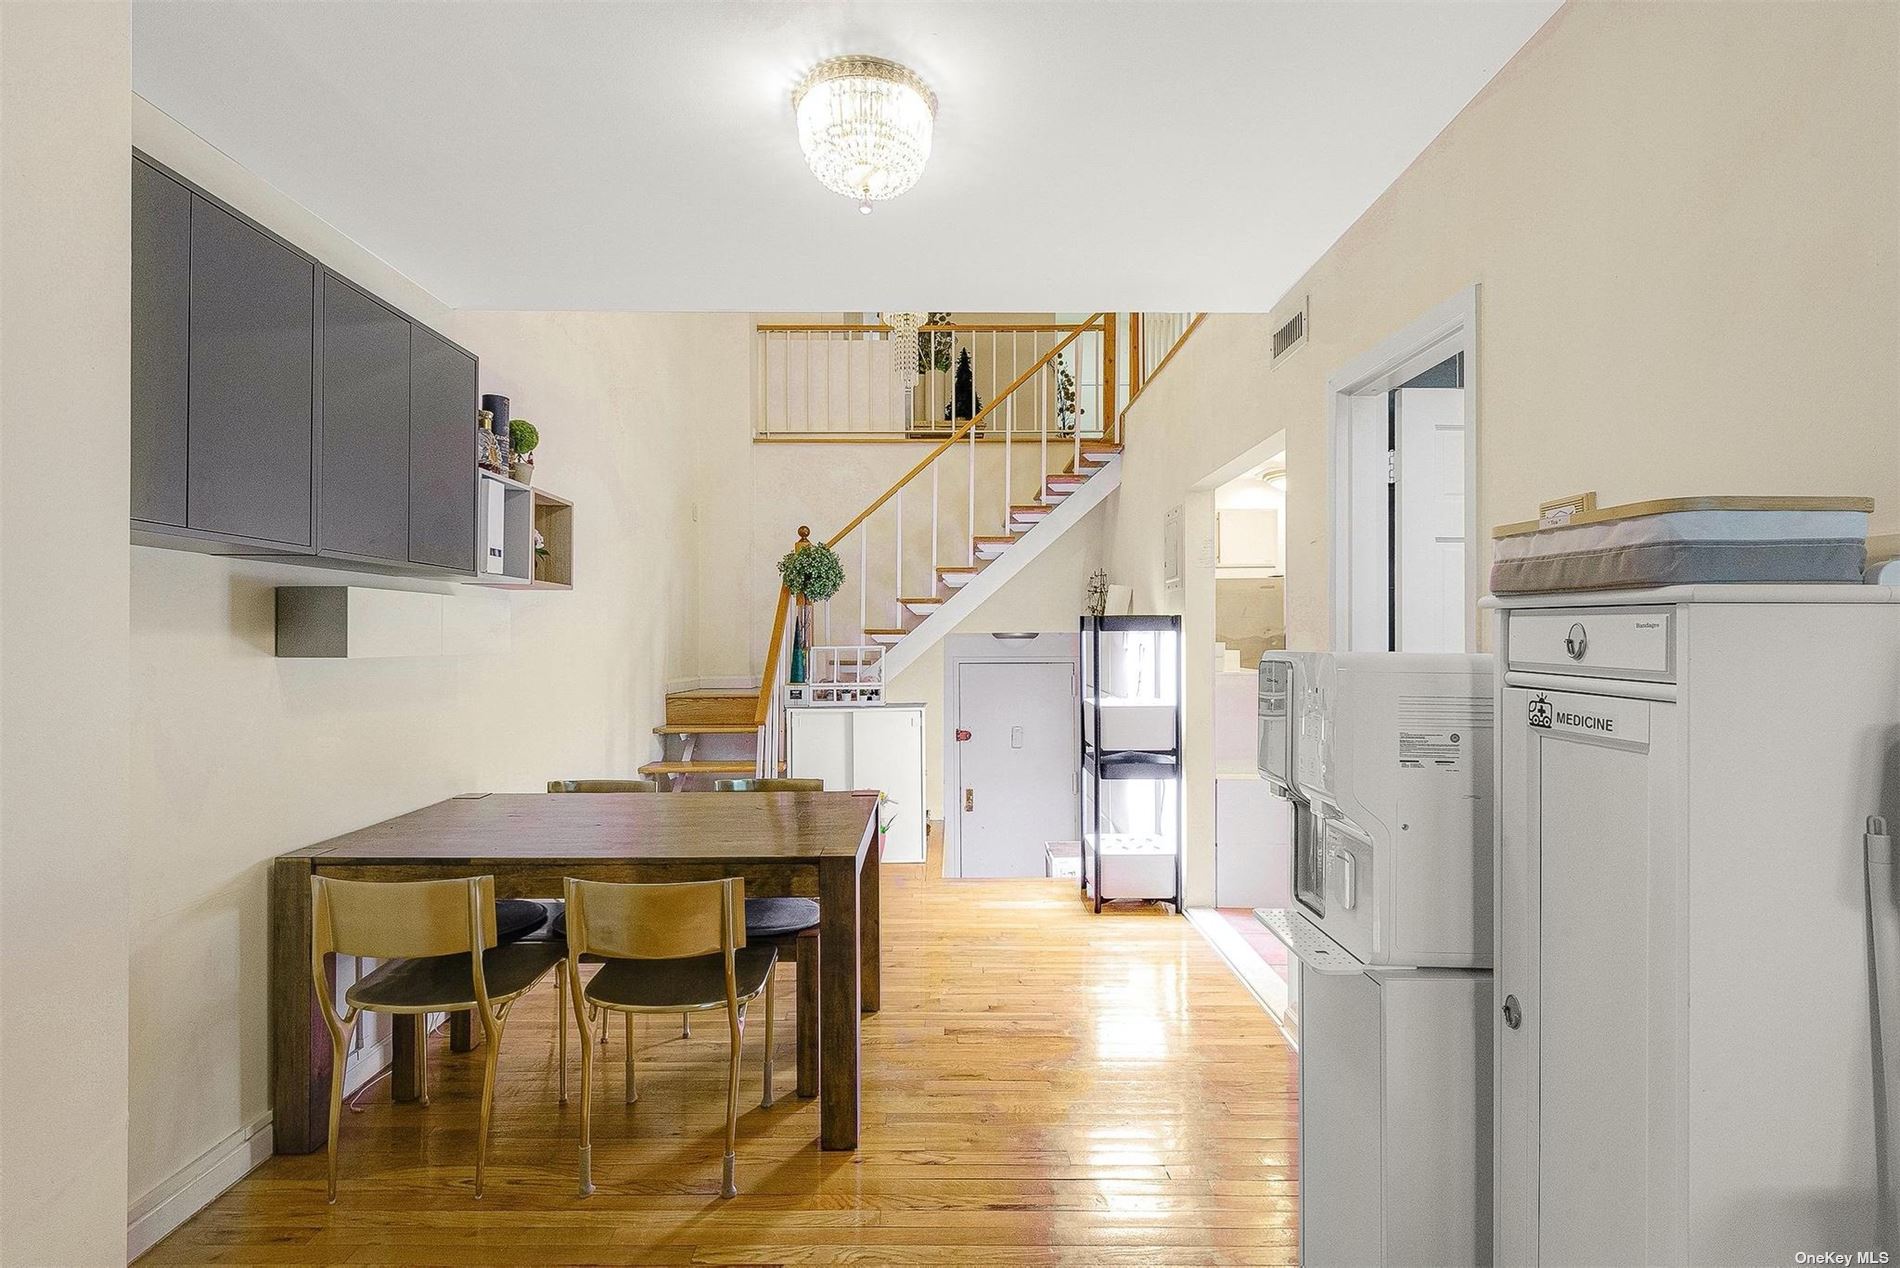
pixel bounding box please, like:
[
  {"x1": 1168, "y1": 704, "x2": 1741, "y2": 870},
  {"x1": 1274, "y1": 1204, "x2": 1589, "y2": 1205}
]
[
  {"x1": 624, "y1": 1010, "x2": 638, "y2": 1104},
  {"x1": 723, "y1": 1002, "x2": 746, "y2": 1199},
  {"x1": 796, "y1": 931, "x2": 819, "y2": 1099},
  {"x1": 325, "y1": 1022, "x2": 351, "y2": 1203},
  {"x1": 681, "y1": 1010, "x2": 691, "y2": 1039},
  {"x1": 556, "y1": 961, "x2": 569, "y2": 1105},
  {"x1": 573, "y1": 974, "x2": 595, "y2": 1197},
  {"x1": 473, "y1": 1014, "x2": 504, "y2": 1199},
  {"x1": 416, "y1": 1017, "x2": 430, "y2": 1108},
  {"x1": 761, "y1": 962, "x2": 777, "y2": 1109}
]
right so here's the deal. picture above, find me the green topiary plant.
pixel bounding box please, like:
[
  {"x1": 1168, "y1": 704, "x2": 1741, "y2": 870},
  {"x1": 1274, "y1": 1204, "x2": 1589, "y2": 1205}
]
[
  {"x1": 509, "y1": 418, "x2": 540, "y2": 458},
  {"x1": 778, "y1": 539, "x2": 845, "y2": 602}
]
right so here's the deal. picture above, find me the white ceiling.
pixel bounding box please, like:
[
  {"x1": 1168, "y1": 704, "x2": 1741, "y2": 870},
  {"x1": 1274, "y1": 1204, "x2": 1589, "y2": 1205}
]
[{"x1": 131, "y1": 1, "x2": 1558, "y2": 312}]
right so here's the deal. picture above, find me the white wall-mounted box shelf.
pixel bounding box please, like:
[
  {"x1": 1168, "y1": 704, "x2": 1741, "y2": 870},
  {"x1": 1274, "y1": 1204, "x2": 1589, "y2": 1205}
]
[{"x1": 274, "y1": 585, "x2": 510, "y2": 658}]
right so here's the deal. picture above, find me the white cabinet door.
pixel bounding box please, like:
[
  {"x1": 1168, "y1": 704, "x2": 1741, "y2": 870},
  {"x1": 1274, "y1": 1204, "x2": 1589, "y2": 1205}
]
[
  {"x1": 786, "y1": 709, "x2": 853, "y2": 791},
  {"x1": 1499, "y1": 686, "x2": 1677, "y2": 1267},
  {"x1": 1214, "y1": 778, "x2": 1293, "y2": 909},
  {"x1": 852, "y1": 707, "x2": 925, "y2": 864}
]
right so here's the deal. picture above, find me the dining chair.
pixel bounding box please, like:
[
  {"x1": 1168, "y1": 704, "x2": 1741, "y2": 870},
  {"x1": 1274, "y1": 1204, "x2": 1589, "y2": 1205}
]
[
  {"x1": 563, "y1": 877, "x2": 774, "y2": 1199},
  {"x1": 310, "y1": 875, "x2": 564, "y2": 1201},
  {"x1": 711, "y1": 777, "x2": 824, "y2": 792},
  {"x1": 547, "y1": 778, "x2": 659, "y2": 793},
  {"x1": 712, "y1": 780, "x2": 824, "y2": 1105}
]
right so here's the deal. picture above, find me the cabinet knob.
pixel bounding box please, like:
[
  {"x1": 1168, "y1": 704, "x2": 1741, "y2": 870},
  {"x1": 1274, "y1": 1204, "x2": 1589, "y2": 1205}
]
[{"x1": 1502, "y1": 994, "x2": 1523, "y2": 1030}]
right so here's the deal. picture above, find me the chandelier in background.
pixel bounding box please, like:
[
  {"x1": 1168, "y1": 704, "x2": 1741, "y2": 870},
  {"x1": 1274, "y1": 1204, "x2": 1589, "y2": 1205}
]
[{"x1": 794, "y1": 55, "x2": 937, "y2": 214}]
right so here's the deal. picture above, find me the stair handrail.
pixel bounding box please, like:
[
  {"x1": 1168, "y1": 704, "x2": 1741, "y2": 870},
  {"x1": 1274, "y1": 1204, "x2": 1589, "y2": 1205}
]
[
  {"x1": 753, "y1": 527, "x2": 806, "y2": 729},
  {"x1": 1124, "y1": 312, "x2": 1205, "y2": 416},
  {"x1": 823, "y1": 314, "x2": 1106, "y2": 549}
]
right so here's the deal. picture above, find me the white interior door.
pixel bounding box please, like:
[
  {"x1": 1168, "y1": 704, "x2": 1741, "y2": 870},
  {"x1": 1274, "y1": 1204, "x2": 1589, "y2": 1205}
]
[
  {"x1": 1394, "y1": 386, "x2": 1466, "y2": 652},
  {"x1": 955, "y1": 660, "x2": 1077, "y2": 877}
]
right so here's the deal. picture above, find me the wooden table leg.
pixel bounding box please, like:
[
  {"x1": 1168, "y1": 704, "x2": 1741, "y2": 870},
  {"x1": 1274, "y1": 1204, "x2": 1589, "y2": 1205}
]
[
  {"x1": 448, "y1": 1010, "x2": 479, "y2": 1053},
  {"x1": 391, "y1": 1016, "x2": 424, "y2": 1102},
  {"x1": 269, "y1": 858, "x2": 326, "y2": 1154},
  {"x1": 859, "y1": 841, "x2": 880, "y2": 1015},
  {"x1": 795, "y1": 930, "x2": 819, "y2": 1099},
  {"x1": 817, "y1": 856, "x2": 860, "y2": 1150}
]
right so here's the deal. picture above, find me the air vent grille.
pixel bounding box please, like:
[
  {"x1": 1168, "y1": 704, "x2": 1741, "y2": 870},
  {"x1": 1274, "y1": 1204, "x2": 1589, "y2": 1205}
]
[{"x1": 1271, "y1": 300, "x2": 1308, "y2": 365}]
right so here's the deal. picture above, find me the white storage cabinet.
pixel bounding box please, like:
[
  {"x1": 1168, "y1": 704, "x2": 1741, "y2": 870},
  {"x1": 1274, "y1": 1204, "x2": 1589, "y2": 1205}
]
[
  {"x1": 1491, "y1": 586, "x2": 1900, "y2": 1264},
  {"x1": 785, "y1": 704, "x2": 926, "y2": 864}
]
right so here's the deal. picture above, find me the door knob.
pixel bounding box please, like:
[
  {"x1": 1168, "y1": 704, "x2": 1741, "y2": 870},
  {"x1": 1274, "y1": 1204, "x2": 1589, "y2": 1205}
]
[
  {"x1": 963, "y1": 788, "x2": 974, "y2": 812},
  {"x1": 1502, "y1": 994, "x2": 1523, "y2": 1030}
]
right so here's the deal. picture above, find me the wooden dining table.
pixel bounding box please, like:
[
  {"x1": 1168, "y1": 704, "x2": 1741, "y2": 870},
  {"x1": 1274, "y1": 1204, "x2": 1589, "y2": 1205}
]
[{"x1": 269, "y1": 790, "x2": 880, "y2": 1154}]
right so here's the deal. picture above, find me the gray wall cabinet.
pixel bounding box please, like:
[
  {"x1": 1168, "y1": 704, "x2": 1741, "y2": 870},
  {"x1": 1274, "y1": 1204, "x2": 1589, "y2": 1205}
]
[
  {"x1": 131, "y1": 152, "x2": 478, "y2": 576},
  {"x1": 186, "y1": 192, "x2": 318, "y2": 548},
  {"x1": 319, "y1": 274, "x2": 411, "y2": 564},
  {"x1": 131, "y1": 160, "x2": 191, "y2": 528},
  {"x1": 407, "y1": 327, "x2": 478, "y2": 572}
]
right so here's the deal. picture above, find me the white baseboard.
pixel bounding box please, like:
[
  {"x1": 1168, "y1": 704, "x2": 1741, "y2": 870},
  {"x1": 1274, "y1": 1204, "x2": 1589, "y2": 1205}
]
[
  {"x1": 668, "y1": 675, "x2": 758, "y2": 692},
  {"x1": 127, "y1": 1113, "x2": 274, "y2": 1260},
  {"x1": 127, "y1": 1020, "x2": 429, "y2": 1259}
]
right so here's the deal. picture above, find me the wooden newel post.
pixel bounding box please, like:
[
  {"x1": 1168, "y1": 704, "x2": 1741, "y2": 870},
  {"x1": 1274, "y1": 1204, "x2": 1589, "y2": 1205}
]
[{"x1": 790, "y1": 526, "x2": 813, "y2": 684}]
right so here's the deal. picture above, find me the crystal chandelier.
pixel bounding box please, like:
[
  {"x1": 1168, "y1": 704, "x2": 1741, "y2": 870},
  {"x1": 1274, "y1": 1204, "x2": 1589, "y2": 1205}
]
[{"x1": 794, "y1": 55, "x2": 937, "y2": 214}]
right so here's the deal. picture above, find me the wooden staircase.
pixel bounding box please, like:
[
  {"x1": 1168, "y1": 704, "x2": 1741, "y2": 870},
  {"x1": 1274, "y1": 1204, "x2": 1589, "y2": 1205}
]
[{"x1": 640, "y1": 688, "x2": 758, "y2": 788}]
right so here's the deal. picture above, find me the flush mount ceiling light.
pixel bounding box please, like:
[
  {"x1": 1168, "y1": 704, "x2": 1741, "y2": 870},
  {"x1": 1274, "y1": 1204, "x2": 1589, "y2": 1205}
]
[{"x1": 794, "y1": 55, "x2": 937, "y2": 214}]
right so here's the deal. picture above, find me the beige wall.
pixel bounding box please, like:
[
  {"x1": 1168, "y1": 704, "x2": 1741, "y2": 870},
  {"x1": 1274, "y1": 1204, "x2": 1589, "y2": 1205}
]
[
  {"x1": 1106, "y1": 0, "x2": 1899, "y2": 904},
  {"x1": 1111, "y1": 1, "x2": 1900, "y2": 641},
  {"x1": 0, "y1": 4, "x2": 134, "y2": 1263},
  {"x1": 125, "y1": 111, "x2": 706, "y2": 1231}
]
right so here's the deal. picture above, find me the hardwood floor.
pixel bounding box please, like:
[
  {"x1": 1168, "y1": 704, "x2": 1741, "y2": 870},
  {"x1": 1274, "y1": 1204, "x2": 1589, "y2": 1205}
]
[{"x1": 144, "y1": 838, "x2": 1299, "y2": 1265}]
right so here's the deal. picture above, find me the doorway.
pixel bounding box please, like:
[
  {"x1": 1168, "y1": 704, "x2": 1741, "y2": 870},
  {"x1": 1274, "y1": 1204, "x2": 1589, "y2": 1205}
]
[
  {"x1": 952, "y1": 657, "x2": 1078, "y2": 878},
  {"x1": 1328, "y1": 287, "x2": 1480, "y2": 652}
]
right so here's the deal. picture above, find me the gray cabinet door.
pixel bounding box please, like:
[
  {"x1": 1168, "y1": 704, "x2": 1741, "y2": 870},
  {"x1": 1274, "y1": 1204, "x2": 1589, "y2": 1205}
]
[
  {"x1": 407, "y1": 327, "x2": 476, "y2": 571},
  {"x1": 319, "y1": 274, "x2": 410, "y2": 562},
  {"x1": 187, "y1": 195, "x2": 315, "y2": 546},
  {"x1": 131, "y1": 159, "x2": 190, "y2": 527}
]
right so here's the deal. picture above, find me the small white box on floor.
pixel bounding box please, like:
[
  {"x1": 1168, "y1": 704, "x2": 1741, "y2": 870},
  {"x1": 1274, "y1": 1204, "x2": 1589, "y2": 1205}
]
[{"x1": 1044, "y1": 841, "x2": 1081, "y2": 880}]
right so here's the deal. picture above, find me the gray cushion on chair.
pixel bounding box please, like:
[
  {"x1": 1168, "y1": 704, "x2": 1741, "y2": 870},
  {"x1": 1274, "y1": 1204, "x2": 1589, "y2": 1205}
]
[
  {"x1": 583, "y1": 947, "x2": 777, "y2": 1011},
  {"x1": 496, "y1": 898, "x2": 550, "y2": 944},
  {"x1": 745, "y1": 897, "x2": 819, "y2": 940},
  {"x1": 346, "y1": 941, "x2": 565, "y2": 1012}
]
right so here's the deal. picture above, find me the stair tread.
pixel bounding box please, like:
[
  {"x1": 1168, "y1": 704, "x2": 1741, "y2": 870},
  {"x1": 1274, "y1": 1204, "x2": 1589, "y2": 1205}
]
[
  {"x1": 1011, "y1": 503, "x2": 1054, "y2": 514},
  {"x1": 863, "y1": 627, "x2": 909, "y2": 636},
  {"x1": 666, "y1": 688, "x2": 754, "y2": 699},
  {"x1": 637, "y1": 759, "x2": 755, "y2": 775},
  {"x1": 971, "y1": 535, "x2": 1015, "y2": 544},
  {"x1": 899, "y1": 596, "x2": 944, "y2": 605},
  {"x1": 652, "y1": 723, "x2": 757, "y2": 735},
  {"x1": 937, "y1": 565, "x2": 982, "y2": 575}
]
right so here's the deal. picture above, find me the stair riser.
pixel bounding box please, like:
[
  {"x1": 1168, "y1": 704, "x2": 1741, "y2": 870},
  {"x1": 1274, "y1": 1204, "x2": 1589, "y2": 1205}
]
[{"x1": 666, "y1": 695, "x2": 757, "y2": 727}]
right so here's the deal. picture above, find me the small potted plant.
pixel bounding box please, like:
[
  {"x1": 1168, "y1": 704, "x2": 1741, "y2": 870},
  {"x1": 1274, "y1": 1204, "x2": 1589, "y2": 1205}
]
[
  {"x1": 509, "y1": 419, "x2": 539, "y2": 485},
  {"x1": 777, "y1": 529, "x2": 845, "y2": 684}
]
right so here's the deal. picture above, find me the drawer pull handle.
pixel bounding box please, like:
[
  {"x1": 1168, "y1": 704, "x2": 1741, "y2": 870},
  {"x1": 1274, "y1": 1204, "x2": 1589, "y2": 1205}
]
[{"x1": 1563, "y1": 623, "x2": 1588, "y2": 661}]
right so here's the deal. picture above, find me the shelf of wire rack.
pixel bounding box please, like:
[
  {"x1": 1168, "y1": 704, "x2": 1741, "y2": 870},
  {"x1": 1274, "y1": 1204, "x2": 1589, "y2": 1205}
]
[{"x1": 1078, "y1": 614, "x2": 1183, "y2": 913}]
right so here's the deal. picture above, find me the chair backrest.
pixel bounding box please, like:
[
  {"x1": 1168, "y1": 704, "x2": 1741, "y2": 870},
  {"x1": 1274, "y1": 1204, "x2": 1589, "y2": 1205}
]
[
  {"x1": 563, "y1": 877, "x2": 744, "y2": 960},
  {"x1": 712, "y1": 777, "x2": 824, "y2": 792},
  {"x1": 312, "y1": 874, "x2": 496, "y2": 961},
  {"x1": 547, "y1": 779, "x2": 659, "y2": 793}
]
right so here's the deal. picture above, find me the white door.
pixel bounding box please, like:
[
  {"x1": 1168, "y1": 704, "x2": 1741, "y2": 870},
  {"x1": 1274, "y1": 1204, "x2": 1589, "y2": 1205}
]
[
  {"x1": 851, "y1": 708, "x2": 926, "y2": 864},
  {"x1": 955, "y1": 661, "x2": 1077, "y2": 877},
  {"x1": 1214, "y1": 778, "x2": 1294, "y2": 908},
  {"x1": 1394, "y1": 386, "x2": 1466, "y2": 652},
  {"x1": 1498, "y1": 686, "x2": 1672, "y2": 1267}
]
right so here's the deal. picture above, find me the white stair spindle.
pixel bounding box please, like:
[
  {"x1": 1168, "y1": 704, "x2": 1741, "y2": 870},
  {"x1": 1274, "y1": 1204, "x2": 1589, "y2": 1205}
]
[
  {"x1": 1039, "y1": 355, "x2": 1048, "y2": 487},
  {"x1": 895, "y1": 487, "x2": 904, "y2": 613},
  {"x1": 967, "y1": 427, "x2": 976, "y2": 564},
  {"x1": 858, "y1": 529, "x2": 867, "y2": 641},
  {"x1": 931, "y1": 463, "x2": 939, "y2": 581}
]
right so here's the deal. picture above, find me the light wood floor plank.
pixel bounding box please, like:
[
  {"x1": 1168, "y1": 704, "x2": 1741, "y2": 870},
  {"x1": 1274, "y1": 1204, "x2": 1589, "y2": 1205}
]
[{"x1": 141, "y1": 835, "x2": 1298, "y2": 1265}]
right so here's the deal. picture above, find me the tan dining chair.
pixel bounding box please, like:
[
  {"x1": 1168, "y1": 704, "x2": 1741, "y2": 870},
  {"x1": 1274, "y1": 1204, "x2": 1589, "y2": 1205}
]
[
  {"x1": 310, "y1": 875, "x2": 565, "y2": 1201},
  {"x1": 547, "y1": 778, "x2": 659, "y2": 793},
  {"x1": 564, "y1": 877, "x2": 774, "y2": 1199},
  {"x1": 711, "y1": 777, "x2": 824, "y2": 792}
]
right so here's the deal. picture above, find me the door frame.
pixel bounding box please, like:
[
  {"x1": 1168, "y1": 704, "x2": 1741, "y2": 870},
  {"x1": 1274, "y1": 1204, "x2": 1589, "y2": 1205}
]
[
  {"x1": 1326, "y1": 285, "x2": 1481, "y2": 651},
  {"x1": 942, "y1": 632, "x2": 1080, "y2": 878}
]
